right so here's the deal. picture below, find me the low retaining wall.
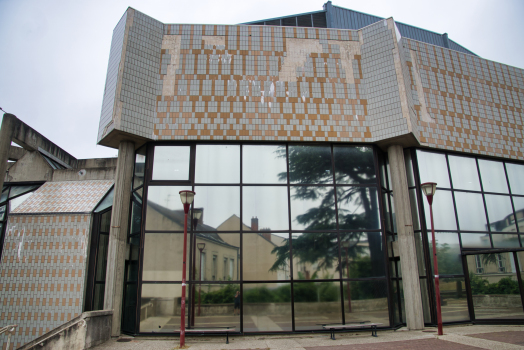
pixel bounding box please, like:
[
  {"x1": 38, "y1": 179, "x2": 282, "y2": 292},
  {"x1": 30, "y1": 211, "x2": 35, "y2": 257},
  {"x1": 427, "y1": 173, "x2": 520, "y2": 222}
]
[
  {"x1": 19, "y1": 310, "x2": 112, "y2": 350},
  {"x1": 472, "y1": 294, "x2": 522, "y2": 308}
]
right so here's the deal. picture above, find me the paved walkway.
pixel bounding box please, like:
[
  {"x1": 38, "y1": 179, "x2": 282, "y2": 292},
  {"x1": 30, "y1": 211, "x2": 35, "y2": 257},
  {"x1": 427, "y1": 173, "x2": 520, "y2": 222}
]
[{"x1": 93, "y1": 325, "x2": 524, "y2": 349}]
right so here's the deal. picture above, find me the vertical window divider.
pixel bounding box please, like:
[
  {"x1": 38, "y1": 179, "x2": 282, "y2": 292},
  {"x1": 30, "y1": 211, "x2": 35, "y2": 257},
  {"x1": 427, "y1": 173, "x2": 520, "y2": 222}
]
[
  {"x1": 475, "y1": 158, "x2": 494, "y2": 248},
  {"x1": 512, "y1": 252, "x2": 524, "y2": 314},
  {"x1": 504, "y1": 163, "x2": 522, "y2": 247},
  {"x1": 286, "y1": 144, "x2": 296, "y2": 332},
  {"x1": 239, "y1": 144, "x2": 244, "y2": 333}
]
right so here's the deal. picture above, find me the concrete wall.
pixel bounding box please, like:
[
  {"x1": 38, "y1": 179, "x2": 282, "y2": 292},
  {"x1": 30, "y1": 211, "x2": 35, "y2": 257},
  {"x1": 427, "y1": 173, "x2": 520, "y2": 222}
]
[{"x1": 4, "y1": 151, "x2": 53, "y2": 183}]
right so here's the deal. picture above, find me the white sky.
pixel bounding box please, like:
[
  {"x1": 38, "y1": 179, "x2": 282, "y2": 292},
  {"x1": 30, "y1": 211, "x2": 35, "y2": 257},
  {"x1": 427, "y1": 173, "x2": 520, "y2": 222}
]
[{"x1": 0, "y1": 0, "x2": 523, "y2": 159}]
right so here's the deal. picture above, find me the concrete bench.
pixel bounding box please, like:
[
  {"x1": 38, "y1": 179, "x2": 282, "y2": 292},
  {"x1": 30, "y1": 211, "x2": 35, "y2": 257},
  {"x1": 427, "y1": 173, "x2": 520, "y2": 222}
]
[
  {"x1": 185, "y1": 327, "x2": 236, "y2": 344},
  {"x1": 322, "y1": 322, "x2": 383, "y2": 339}
]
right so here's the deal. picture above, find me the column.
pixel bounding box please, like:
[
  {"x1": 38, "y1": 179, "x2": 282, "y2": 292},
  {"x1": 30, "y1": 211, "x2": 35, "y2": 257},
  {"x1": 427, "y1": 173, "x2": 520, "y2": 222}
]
[
  {"x1": 104, "y1": 140, "x2": 135, "y2": 336},
  {"x1": 388, "y1": 144, "x2": 425, "y2": 330},
  {"x1": 0, "y1": 114, "x2": 18, "y2": 192}
]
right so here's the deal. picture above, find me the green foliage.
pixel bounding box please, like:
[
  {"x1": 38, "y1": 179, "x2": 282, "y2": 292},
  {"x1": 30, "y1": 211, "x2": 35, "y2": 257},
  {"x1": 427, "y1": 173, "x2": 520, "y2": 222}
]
[
  {"x1": 469, "y1": 273, "x2": 520, "y2": 295},
  {"x1": 201, "y1": 284, "x2": 239, "y2": 304}
]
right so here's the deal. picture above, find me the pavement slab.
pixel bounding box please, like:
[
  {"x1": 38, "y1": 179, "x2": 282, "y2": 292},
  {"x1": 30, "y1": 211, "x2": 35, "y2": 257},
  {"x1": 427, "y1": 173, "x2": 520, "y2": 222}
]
[{"x1": 467, "y1": 331, "x2": 524, "y2": 346}]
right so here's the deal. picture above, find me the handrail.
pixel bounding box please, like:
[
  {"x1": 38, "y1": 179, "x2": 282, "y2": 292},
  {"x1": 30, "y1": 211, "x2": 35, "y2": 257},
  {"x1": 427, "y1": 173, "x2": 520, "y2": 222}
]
[{"x1": 0, "y1": 325, "x2": 18, "y2": 350}]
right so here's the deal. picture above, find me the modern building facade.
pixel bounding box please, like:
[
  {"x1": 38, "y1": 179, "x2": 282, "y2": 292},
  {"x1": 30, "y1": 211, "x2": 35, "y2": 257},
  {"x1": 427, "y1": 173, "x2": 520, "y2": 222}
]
[{"x1": 1, "y1": 1, "x2": 524, "y2": 348}]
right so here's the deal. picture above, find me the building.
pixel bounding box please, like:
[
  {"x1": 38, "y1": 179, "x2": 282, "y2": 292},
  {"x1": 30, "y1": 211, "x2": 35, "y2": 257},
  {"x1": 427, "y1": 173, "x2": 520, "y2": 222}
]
[{"x1": 1, "y1": 1, "x2": 524, "y2": 348}]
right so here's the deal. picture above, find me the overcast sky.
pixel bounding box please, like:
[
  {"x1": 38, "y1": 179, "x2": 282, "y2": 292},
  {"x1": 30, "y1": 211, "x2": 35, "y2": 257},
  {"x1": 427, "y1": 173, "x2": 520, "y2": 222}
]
[{"x1": 0, "y1": 0, "x2": 523, "y2": 159}]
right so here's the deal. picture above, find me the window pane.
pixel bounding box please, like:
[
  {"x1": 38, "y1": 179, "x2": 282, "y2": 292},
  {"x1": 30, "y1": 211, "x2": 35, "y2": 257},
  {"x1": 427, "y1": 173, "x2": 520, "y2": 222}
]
[
  {"x1": 95, "y1": 234, "x2": 109, "y2": 282},
  {"x1": 140, "y1": 284, "x2": 185, "y2": 332},
  {"x1": 195, "y1": 145, "x2": 240, "y2": 183},
  {"x1": 134, "y1": 146, "x2": 146, "y2": 189},
  {"x1": 129, "y1": 197, "x2": 142, "y2": 236},
  {"x1": 478, "y1": 159, "x2": 509, "y2": 194},
  {"x1": 337, "y1": 187, "x2": 380, "y2": 230},
  {"x1": 382, "y1": 194, "x2": 392, "y2": 232},
  {"x1": 448, "y1": 155, "x2": 480, "y2": 191},
  {"x1": 333, "y1": 146, "x2": 376, "y2": 185},
  {"x1": 142, "y1": 233, "x2": 189, "y2": 281},
  {"x1": 404, "y1": 149, "x2": 415, "y2": 187},
  {"x1": 100, "y1": 210, "x2": 111, "y2": 233},
  {"x1": 93, "y1": 283, "x2": 105, "y2": 311},
  {"x1": 409, "y1": 189, "x2": 420, "y2": 231},
  {"x1": 455, "y1": 192, "x2": 487, "y2": 231},
  {"x1": 428, "y1": 232, "x2": 463, "y2": 275},
  {"x1": 8, "y1": 185, "x2": 39, "y2": 199},
  {"x1": 9, "y1": 192, "x2": 34, "y2": 212},
  {"x1": 292, "y1": 232, "x2": 339, "y2": 280},
  {"x1": 492, "y1": 234, "x2": 520, "y2": 248},
  {"x1": 243, "y1": 232, "x2": 290, "y2": 281},
  {"x1": 146, "y1": 186, "x2": 191, "y2": 231},
  {"x1": 152, "y1": 146, "x2": 190, "y2": 181},
  {"x1": 195, "y1": 233, "x2": 239, "y2": 281},
  {"x1": 485, "y1": 194, "x2": 516, "y2": 232},
  {"x1": 514, "y1": 197, "x2": 524, "y2": 233},
  {"x1": 94, "y1": 187, "x2": 114, "y2": 213},
  {"x1": 423, "y1": 190, "x2": 457, "y2": 230},
  {"x1": 288, "y1": 145, "x2": 333, "y2": 184},
  {"x1": 243, "y1": 187, "x2": 289, "y2": 231},
  {"x1": 506, "y1": 163, "x2": 524, "y2": 195},
  {"x1": 243, "y1": 145, "x2": 287, "y2": 184},
  {"x1": 294, "y1": 281, "x2": 342, "y2": 330},
  {"x1": 191, "y1": 284, "x2": 241, "y2": 329},
  {"x1": 437, "y1": 277, "x2": 469, "y2": 322},
  {"x1": 340, "y1": 232, "x2": 385, "y2": 278},
  {"x1": 0, "y1": 187, "x2": 8, "y2": 203},
  {"x1": 0, "y1": 206, "x2": 4, "y2": 220},
  {"x1": 461, "y1": 233, "x2": 491, "y2": 249},
  {"x1": 416, "y1": 150, "x2": 450, "y2": 188},
  {"x1": 343, "y1": 280, "x2": 389, "y2": 325},
  {"x1": 194, "y1": 186, "x2": 240, "y2": 230},
  {"x1": 243, "y1": 283, "x2": 292, "y2": 332},
  {"x1": 290, "y1": 186, "x2": 336, "y2": 230}
]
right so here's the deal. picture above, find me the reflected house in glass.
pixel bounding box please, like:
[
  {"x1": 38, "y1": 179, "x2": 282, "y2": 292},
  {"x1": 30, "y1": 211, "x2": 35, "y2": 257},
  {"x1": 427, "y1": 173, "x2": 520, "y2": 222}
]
[{"x1": 2, "y1": 1, "x2": 524, "y2": 347}]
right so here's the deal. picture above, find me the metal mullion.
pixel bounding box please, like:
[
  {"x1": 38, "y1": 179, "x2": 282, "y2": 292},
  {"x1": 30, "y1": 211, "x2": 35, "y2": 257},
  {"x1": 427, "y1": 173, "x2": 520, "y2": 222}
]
[
  {"x1": 239, "y1": 144, "x2": 244, "y2": 333},
  {"x1": 190, "y1": 280, "x2": 242, "y2": 285},
  {"x1": 504, "y1": 163, "x2": 522, "y2": 247},
  {"x1": 240, "y1": 183, "x2": 288, "y2": 187},
  {"x1": 284, "y1": 144, "x2": 295, "y2": 332},
  {"x1": 462, "y1": 255, "x2": 475, "y2": 321},
  {"x1": 412, "y1": 148, "x2": 437, "y2": 324},
  {"x1": 475, "y1": 158, "x2": 494, "y2": 248}
]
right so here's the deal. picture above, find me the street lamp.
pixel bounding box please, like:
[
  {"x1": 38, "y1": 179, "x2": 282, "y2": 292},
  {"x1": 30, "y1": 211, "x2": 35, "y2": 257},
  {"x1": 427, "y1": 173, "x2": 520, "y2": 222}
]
[
  {"x1": 197, "y1": 242, "x2": 205, "y2": 316},
  {"x1": 341, "y1": 241, "x2": 352, "y2": 313},
  {"x1": 178, "y1": 190, "x2": 195, "y2": 347},
  {"x1": 421, "y1": 182, "x2": 443, "y2": 336},
  {"x1": 192, "y1": 208, "x2": 203, "y2": 230}
]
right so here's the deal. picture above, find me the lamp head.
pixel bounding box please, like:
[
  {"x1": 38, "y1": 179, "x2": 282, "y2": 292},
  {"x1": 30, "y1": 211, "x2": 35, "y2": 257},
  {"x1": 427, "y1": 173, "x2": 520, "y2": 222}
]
[
  {"x1": 197, "y1": 242, "x2": 205, "y2": 251},
  {"x1": 420, "y1": 182, "x2": 437, "y2": 205},
  {"x1": 179, "y1": 190, "x2": 196, "y2": 214}
]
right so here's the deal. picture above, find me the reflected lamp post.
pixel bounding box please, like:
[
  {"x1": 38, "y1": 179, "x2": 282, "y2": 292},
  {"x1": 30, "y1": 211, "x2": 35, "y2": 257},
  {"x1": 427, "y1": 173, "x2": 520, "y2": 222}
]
[
  {"x1": 178, "y1": 190, "x2": 195, "y2": 347},
  {"x1": 197, "y1": 242, "x2": 205, "y2": 316},
  {"x1": 421, "y1": 182, "x2": 443, "y2": 336},
  {"x1": 341, "y1": 241, "x2": 352, "y2": 313}
]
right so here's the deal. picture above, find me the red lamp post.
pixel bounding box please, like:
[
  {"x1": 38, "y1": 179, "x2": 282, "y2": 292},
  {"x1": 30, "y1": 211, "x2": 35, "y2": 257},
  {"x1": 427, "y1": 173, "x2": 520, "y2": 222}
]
[
  {"x1": 197, "y1": 242, "x2": 205, "y2": 316},
  {"x1": 178, "y1": 190, "x2": 195, "y2": 347},
  {"x1": 421, "y1": 182, "x2": 443, "y2": 336}
]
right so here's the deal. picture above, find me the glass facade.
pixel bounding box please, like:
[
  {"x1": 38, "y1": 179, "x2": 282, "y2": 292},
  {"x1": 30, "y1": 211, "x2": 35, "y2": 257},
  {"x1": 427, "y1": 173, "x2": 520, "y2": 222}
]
[{"x1": 132, "y1": 143, "x2": 391, "y2": 334}]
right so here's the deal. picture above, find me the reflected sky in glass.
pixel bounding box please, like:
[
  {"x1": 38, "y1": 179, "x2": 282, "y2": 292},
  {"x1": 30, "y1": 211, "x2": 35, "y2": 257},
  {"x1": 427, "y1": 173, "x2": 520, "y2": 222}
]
[
  {"x1": 416, "y1": 150, "x2": 450, "y2": 188},
  {"x1": 454, "y1": 192, "x2": 487, "y2": 231},
  {"x1": 461, "y1": 233, "x2": 491, "y2": 248},
  {"x1": 448, "y1": 155, "x2": 480, "y2": 191},
  {"x1": 423, "y1": 190, "x2": 457, "y2": 230},
  {"x1": 485, "y1": 194, "x2": 516, "y2": 232},
  {"x1": 290, "y1": 186, "x2": 336, "y2": 230},
  {"x1": 152, "y1": 146, "x2": 190, "y2": 180},
  {"x1": 506, "y1": 163, "x2": 524, "y2": 195},
  {"x1": 478, "y1": 159, "x2": 509, "y2": 193},
  {"x1": 145, "y1": 186, "x2": 191, "y2": 231},
  {"x1": 194, "y1": 186, "x2": 240, "y2": 230},
  {"x1": 243, "y1": 145, "x2": 287, "y2": 184},
  {"x1": 243, "y1": 186, "x2": 289, "y2": 231},
  {"x1": 195, "y1": 145, "x2": 240, "y2": 183}
]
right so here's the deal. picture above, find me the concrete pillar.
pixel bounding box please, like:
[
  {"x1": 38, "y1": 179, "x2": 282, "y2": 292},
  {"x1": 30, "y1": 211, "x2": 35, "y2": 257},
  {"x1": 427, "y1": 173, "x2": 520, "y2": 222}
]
[
  {"x1": 388, "y1": 145, "x2": 425, "y2": 330},
  {"x1": 104, "y1": 140, "x2": 135, "y2": 336},
  {"x1": 0, "y1": 114, "x2": 18, "y2": 192}
]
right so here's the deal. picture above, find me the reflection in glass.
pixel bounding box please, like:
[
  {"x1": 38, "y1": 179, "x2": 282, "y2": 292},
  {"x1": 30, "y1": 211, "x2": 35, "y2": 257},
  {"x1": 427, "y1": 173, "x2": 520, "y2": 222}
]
[
  {"x1": 448, "y1": 155, "x2": 480, "y2": 191},
  {"x1": 485, "y1": 194, "x2": 516, "y2": 232},
  {"x1": 337, "y1": 187, "x2": 380, "y2": 230},
  {"x1": 243, "y1": 187, "x2": 289, "y2": 231},
  {"x1": 409, "y1": 189, "x2": 420, "y2": 231},
  {"x1": 195, "y1": 145, "x2": 240, "y2": 183},
  {"x1": 294, "y1": 281, "x2": 341, "y2": 330},
  {"x1": 379, "y1": 154, "x2": 389, "y2": 189},
  {"x1": 343, "y1": 280, "x2": 389, "y2": 324},
  {"x1": 243, "y1": 232, "x2": 290, "y2": 281},
  {"x1": 243, "y1": 283, "x2": 292, "y2": 332},
  {"x1": 340, "y1": 232, "x2": 385, "y2": 278},
  {"x1": 506, "y1": 163, "x2": 524, "y2": 195},
  {"x1": 95, "y1": 234, "x2": 109, "y2": 282},
  {"x1": 461, "y1": 233, "x2": 491, "y2": 249},
  {"x1": 9, "y1": 192, "x2": 33, "y2": 211},
  {"x1": 0, "y1": 187, "x2": 7, "y2": 203},
  {"x1": 419, "y1": 279, "x2": 432, "y2": 323},
  {"x1": 416, "y1": 150, "x2": 450, "y2": 188},
  {"x1": 404, "y1": 149, "x2": 415, "y2": 187},
  {"x1": 333, "y1": 146, "x2": 376, "y2": 184},
  {"x1": 194, "y1": 233, "x2": 239, "y2": 281},
  {"x1": 478, "y1": 159, "x2": 509, "y2": 194},
  {"x1": 414, "y1": 232, "x2": 426, "y2": 276},
  {"x1": 142, "y1": 233, "x2": 189, "y2": 281},
  {"x1": 513, "y1": 197, "x2": 524, "y2": 233},
  {"x1": 191, "y1": 284, "x2": 241, "y2": 329},
  {"x1": 468, "y1": 253, "x2": 522, "y2": 320},
  {"x1": 140, "y1": 284, "x2": 185, "y2": 332},
  {"x1": 428, "y1": 232, "x2": 463, "y2": 275},
  {"x1": 8, "y1": 185, "x2": 39, "y2": 199},
  {"x1": 134, "y1": 146, "x2": 146, "y2": 189},
  {"x1": 243, "y1": 145, "x2": 287, "y2": 183},
  {"x1": 492, "y1": 234, "x2": 520, "y2": 248},
  {"x1": 129, "y1": 196, "x2": 142, "y2": 236},
  {"x1": 423, "y1": 190, "x2": 457, "y2": 230},
  {"x1": 290, "y1": 186, "x2": 336, "y2": 230},
  {"x1": 291, "y1": 232, "x2": 339, "y2": 280},
  {"x1": 0, "y1": 206, "x2": 4, "y2": 220},
  {"x1": 152, "y1": 146, "x2": 190, "y2": 181},
  {"x1": 437, "y1": 278, "x2": 469, "y2": 322},
  {"x1": 194, "y1": 187, "x2": 240, "y2": 230},
  {"x1": 146, "y1": 186, "x2": 191, "y2": 231},
  {"x1": 454, "y1": 192, "x2": 487, "y2": 231},
  {"x1": 288, "y1": 145, "x2": 333, "y2": 184},
  {"x1": 382, "y1": 194, "x2": 392, "y2": 232},
  {"x1": 94, "y1": 187, "x2": 114, "y2": 213},
  {"x1": 100, "y1": 210, "x2": 111, "y2": 233}
]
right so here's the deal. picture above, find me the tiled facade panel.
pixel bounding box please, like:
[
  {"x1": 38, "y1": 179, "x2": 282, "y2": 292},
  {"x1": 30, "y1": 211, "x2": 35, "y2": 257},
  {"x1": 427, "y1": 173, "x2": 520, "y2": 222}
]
[
  {"x1": 11, "y1": 180, "x2": 113, "y2": 214},
  {"x1": 0, "y1": 214, "x2": 91, "y2": 350},
  {"x1": 405, "y1": 38, "x2": 524, "y2": 159}
]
